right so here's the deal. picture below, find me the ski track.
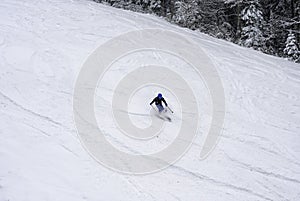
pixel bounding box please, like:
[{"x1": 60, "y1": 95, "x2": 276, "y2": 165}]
[{"x1": 0, "y1": 0, "x2": 300, "y2": 201}]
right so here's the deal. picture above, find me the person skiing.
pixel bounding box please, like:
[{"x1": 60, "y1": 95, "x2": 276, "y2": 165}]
[{"x1": 150, "y1": 93, "x2": 168, "y2": 113}]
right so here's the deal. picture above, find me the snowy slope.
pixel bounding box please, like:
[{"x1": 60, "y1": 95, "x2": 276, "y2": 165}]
[{"x1": 1, "y1": 0, "x2": 300, "y2": 201}]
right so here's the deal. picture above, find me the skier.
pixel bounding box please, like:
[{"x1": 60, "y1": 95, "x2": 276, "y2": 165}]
[{"x1": 150, "y1": 93, "x2": 168, "y2": 113}]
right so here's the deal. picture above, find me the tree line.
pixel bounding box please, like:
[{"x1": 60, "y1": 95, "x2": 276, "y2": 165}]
[{"x1": 93, "y1": 0, "x2": 300, "y2": 62}]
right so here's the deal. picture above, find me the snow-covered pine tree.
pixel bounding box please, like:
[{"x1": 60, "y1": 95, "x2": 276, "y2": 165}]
[
  {"x1": 136, "y1": 0, "x2": 162, "y2": 14},
  {"x1": 284, "y1": 32, "x2": 300, "y2": 62},
  {"x1": 198, "y1": 0, "x2": 226, "y2": 37},
  {"x1": 172, "y1": 0, "x2": 199, "y2": 30},
  {"x1": 149, "y1": 0, "x2": 162, "y2": 13},
  {"x1": 239, "y1": 0, "x2": 265, "y2": 51}
]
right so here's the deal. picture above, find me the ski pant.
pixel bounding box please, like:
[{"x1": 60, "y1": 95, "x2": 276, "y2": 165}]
[{"x1": 156, "y1": 104, "x2": 164, "y2": 113}]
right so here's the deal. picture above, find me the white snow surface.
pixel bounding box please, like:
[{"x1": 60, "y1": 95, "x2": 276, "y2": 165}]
[{"x1": 1, "y1": 0, "x2": 300, "y2": 201}]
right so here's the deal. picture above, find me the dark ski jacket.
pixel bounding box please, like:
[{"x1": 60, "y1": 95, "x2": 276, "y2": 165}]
[{"x1": 150, "y1": 97, "x2": 167, "y2": 107}]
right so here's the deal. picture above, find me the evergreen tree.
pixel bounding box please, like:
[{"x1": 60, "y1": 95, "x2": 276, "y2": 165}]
[
  {"x1": 173, "y1": 0, "x2": 199, "y2": 30},
  {"x1": 224, "y1": 0, "x2": 243, "y2": 40},
  {"x1": 284, "y1": 32, "x2": 300, "y2": 62},
  {"x1": 239, "y1": 1, "x2": 265, "y2": 51},
  {"x1": 198, "y1": 0, "x2": 226, "y2": 37},
  {"x1": 261, "y1": 0, "x2": 300, "y2": 56},
  {"x1": 149, "y1": 0, "x2": 162, "y2": 13}
]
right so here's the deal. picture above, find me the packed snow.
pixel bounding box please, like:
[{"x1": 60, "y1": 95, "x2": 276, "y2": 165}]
[{"x1": 0, "y1": 0, "x2": 300, "y2": 201}]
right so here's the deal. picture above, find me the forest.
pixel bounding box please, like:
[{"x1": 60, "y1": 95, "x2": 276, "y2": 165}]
[{"x1": 93, "y1": 0, "x2": 300, "y2": 62}]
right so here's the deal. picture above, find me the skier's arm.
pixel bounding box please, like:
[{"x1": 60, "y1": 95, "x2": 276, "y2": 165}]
[
  {"x1": 150, "y1": 98, "x2": 155, "y2": 105},
  {"x1": 162, "y1": 98, "x2": 168, "y2": 107}
]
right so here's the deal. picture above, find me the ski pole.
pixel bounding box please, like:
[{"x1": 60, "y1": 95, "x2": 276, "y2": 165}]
[
  {"x1": 167, "y1": 106, "x2": 174, "y2": 113},
  {"x1": 151, "y1": 104, "x2": 158, "y2": 113}
]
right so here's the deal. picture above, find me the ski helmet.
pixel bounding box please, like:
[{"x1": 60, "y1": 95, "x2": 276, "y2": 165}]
[{"x1": 158, "y1": 93, "x2": 162, "y2": 99}]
